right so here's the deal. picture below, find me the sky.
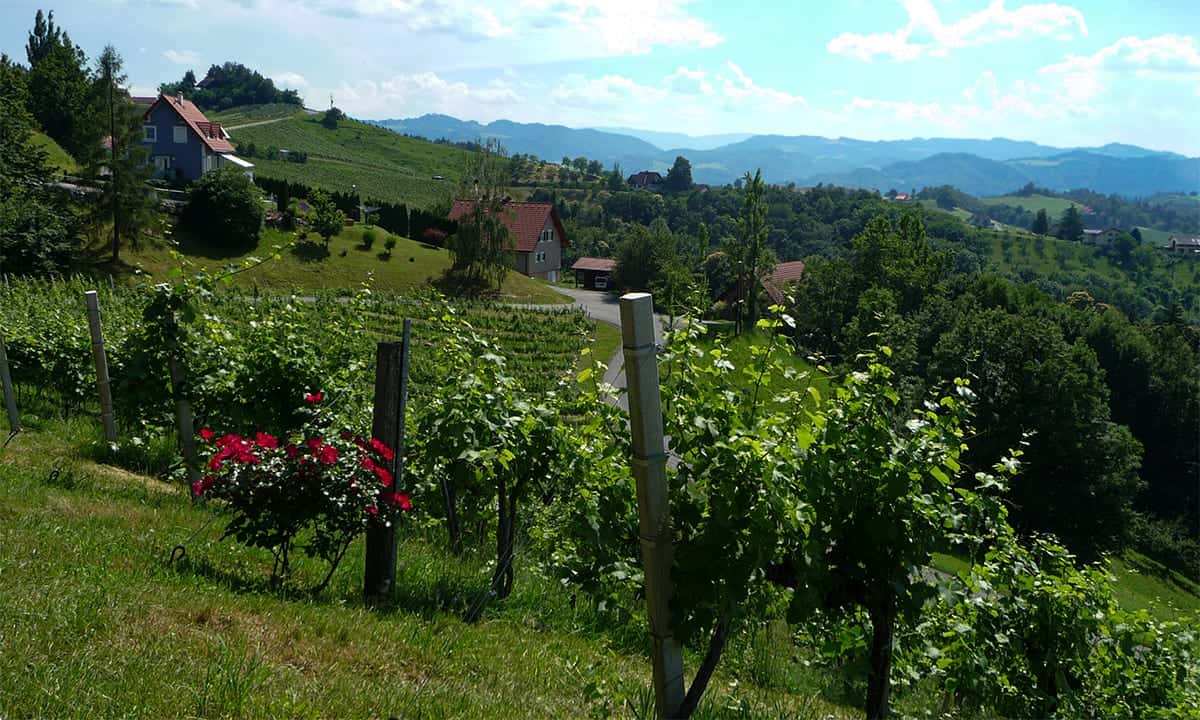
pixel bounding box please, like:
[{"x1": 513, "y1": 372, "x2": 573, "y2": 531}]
[{"x1": 1, "y1": 0, "x2": 1198, "y2": 154}]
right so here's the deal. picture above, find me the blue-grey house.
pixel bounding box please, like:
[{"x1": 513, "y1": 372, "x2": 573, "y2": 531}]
[{"x1": 141, "y1": 93, "x2": 253, "y2": 183}]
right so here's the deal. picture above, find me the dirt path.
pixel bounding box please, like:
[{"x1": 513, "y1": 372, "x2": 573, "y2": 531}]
[{"x1": 225, "y1": 117, "x2": 290, "y2": 131}]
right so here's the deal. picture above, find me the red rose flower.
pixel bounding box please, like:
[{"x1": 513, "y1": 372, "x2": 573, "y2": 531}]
[
  {"x1": 236, "y1": 450, "x2": 260, "y2": 464},
  {"x1": 361, "y1": 456, "x2": 376, "y2": 471},
  {"x1": 318, "y1": 444, "x2": 339, "y2": 465},
  {"x1": 255, "y1": 432, "x2": 279, "y2": 449},
  {"x1": 304, "y1": 391, "x2": 324, "y2": 404},
  {"x1": 370, "y1": 438, "x2": 395, "y2": 462},
  {"x1": 366, "y1": 505, "x2": 378, "y2": 516},
  {"x1": 216, "y1": 433, "x2": 242, "y2": 448},
  {"x1": 285, "y1": 444, "x2": 299, "y2": 458},
  {"x1": 191, "y1": 480, "x2": 203, "y2": 497},
  {"x1": 199, "y1": 428, "x2": 215, "y2": 441},
  {"x1": 202, "y1": 476, "x2": 216, "y2": 491},
  {"x1": 208, "y1": 457, "x2": 223, "y2": 472},
  {"x1": 340, "y1": 431, "x2": 354, "y2": 441},
  {"x1": 389, "y1": 492, "x2": 412, "y2": 511},
  {"x1": 374, "y1": 465, "x2": 393, "y2": 488},
  {"x1": 307, "y1": 438, "x2": 324, "y2": 451}
]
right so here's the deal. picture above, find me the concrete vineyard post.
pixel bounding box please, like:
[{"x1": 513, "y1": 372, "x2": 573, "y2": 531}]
[
  {"x1": 619, "y1": 292, "x2": 685, "y2": 719},
  {"x1": 168, "y1": 355, "x2": 200, "y2": 487},
  {"x1": 364, "y1": 321, "x2": 411, "y2": 599},
  {"x1": 85, "y1": 291, "x2": 117, "y2": 442}
]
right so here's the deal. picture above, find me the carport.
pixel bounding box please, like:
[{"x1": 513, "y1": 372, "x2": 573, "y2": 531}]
[{"x1": 571, "y1": 257, "x2": 615, "y2": 290}]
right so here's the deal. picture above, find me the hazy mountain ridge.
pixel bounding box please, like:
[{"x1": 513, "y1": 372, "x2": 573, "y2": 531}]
[{"x1": 376, "y1": 114, "x2": 1200, "y2": 197}]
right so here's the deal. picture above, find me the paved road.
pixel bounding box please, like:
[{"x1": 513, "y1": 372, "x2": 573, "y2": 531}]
[{"x1": 542, "y1": 286, "x2": 667, "y2": 410}]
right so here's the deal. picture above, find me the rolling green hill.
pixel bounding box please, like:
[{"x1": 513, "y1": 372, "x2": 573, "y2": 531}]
[
  {"x1": 214, "y1": 107, "x2": 469, "y2": 208},
  {"x1": 980, "y1": 193, "x2": 1076, "y2": 215}
]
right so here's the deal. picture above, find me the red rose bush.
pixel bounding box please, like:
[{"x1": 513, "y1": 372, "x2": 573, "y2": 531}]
[{"x1": 194, "y1": 392, "x2": 410, "y2": 590}]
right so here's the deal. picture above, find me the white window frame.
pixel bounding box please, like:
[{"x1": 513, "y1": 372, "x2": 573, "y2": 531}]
[
  {"x1": 153, "y1": 155, "x2": 173, "y2": 172},
  {"x1": 143, "y1": 125, "x2": 157, "y2": 142},
  {"x1": 173, "y1": 125, "x2": 188, "y2": 144}
]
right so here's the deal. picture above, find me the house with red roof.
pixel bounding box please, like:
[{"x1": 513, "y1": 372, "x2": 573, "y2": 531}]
[
  {"x1": 627, "y1": 171, "x2": 663, "y2": 190},
  {"x1": 719, "y1": 260, "x2": 806, "y2": 306},
  {"x1": 140, "y1": 93, "x2": 253, "y2": 183},
  {"x1": 448, "y1": 200, "x2": 568, "y2": 282}
]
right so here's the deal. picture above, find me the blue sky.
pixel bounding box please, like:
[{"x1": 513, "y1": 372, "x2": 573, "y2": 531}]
[{"x1": 1, "y1": 1, "x2": 1198, "y2": 154}]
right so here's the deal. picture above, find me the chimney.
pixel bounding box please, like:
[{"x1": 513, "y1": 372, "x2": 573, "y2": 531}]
[{"x1": 176, "y1": 92, "x2": 184, "y2": 105}]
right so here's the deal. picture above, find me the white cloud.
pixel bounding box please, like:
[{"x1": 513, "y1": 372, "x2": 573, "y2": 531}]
[
  {"x1": 722, "y1": 62, "x2": 806, "y2": 107},
  {"x1": 286, "y1": 0, "x2": 512, "y2": 39},
  {"x1": 828, "y1": 0, "x2": 1087, "y2": 62},
  {"x1": 335, "y1": 71, "x2": 521, "y2": 118},
  {"x1": 518, "y1": 0, "x2": 723, "y2": 54},
  {"x1": 664, "y1": 66, "x2": 714, "y2": 95},
  {"x1": 162, "y1": 49, "x2": 201, "y2": 65},
  {"x1": 1038, "y1": 34, "x2": 1200, "y2": 105},
  {"x1": 272, "y1": 71, "x2": 309, "y2": 88}
]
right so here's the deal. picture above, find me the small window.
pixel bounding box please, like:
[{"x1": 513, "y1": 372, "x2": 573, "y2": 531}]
[
  {"x1": 173, "y1": 125, "x2": 187, "y2": 144},
  {"x1": 143, "y1": 125, "x2": 157, "y2": 142}
]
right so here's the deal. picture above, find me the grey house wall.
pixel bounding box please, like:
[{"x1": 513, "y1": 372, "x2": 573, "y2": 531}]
[{"x1": 523, "y1": 216, "x2": 563, "y2": 281}]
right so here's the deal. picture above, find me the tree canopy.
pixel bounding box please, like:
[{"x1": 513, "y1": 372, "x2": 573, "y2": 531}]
[{"x1": 159, "y1": 61, "x2": 302, "y2": 110}]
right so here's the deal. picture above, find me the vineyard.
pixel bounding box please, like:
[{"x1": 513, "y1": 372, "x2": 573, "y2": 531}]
[{"x1": 1, "y1": 276, "x2": 1199, "y2": 719}]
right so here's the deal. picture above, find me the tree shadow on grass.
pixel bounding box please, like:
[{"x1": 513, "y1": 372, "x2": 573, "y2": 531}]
[
  {"x1": 1126, "y1": 552, "x2": 1200, "y2": 598},
  {"x1": 290, "y1": 241, "x2": 330, "y2": 263}
]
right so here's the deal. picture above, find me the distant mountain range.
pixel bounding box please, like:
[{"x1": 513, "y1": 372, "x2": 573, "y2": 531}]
[{"x1": 373, "y1": 115, "x2": 1199, "y2": 198}]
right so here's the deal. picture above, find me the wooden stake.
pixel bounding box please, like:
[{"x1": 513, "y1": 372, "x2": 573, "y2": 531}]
[
  {"x1": 85, "y1": 291, "x2": 117, "y2": 442},
  {"x1": 365, "y1": 321, "x2": 411, "y2": 599},
  {"x1": 0, "y1": 331, "x2": 19, "y2": 434},
  {"x1": 620, "y1": 292, "x2": 684, "y2": 719}
]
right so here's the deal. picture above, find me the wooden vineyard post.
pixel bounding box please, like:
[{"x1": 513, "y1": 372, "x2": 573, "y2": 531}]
[
  {"x1": 168, "y1": 354, "x2": 200, "y2": 487},
  {"x1": 0, "y1": 330, "x2": 19, "y2": 434},
  {"x1": 85, "y1": 291, "x2": 117, "y2": 442},
  {"x1": 619, "y1": 292, "x2": 685, "y2": 719},
  {"x1": 364, "y1": 320, "x2": 411, "y2": 600}
]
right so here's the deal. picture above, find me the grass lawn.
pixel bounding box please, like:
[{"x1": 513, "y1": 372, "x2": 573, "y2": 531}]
[
  {"x1": 1135, "y1": 226, "x2": 1174, "y2": 246},
  {"x1": 980, "y1": 194, "x2": 1076, "y2": 215},
  {"x1": 31, "y1": 130, "x2": 77, "y2": 174},
  {"x1": 0, "y1": 410, "x2": 853, "y2": 720},
  {"x1": 120, "y1": 224, "x2": 571, "y2": 305},
  {"x1": 931, "y1": 551, "x2": 1200, "y2": 624}
]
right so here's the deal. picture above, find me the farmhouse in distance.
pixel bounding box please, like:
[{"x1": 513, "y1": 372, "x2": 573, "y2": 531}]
[{"x1": 448, "y1": 200, "x2": 568, "y2": 282}]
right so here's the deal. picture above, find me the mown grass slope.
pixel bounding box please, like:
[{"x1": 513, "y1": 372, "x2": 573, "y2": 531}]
[
  {"x1": 979, "y1": 193, "x2": 1076, "y2": 215},
  {"x1": 216, "y1": 108, "x2": 467, "y2": 208},
  {"x1": 121, "y1": 224, "x2": 571, "y2": 304},
  {"x1": 31, "y1": 130, "x2": 77, "y2": 174},
  {"x1": 0, "y1": 412, "x2": 853, "y2": 720}
]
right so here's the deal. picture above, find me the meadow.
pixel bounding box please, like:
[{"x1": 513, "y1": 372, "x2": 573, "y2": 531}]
[
  {"x1": 119, "y1": 224, "x2": 571, "y2": 305},
  {"x1": 979, "y1": 193, "x2": 1077, "y2": 215}
]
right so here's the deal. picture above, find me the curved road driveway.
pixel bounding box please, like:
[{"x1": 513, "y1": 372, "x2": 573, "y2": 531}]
[{"x1": 544, "y1": 286, "x2": 666, "y2": 408}]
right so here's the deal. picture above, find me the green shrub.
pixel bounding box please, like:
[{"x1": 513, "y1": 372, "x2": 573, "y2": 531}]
[
  {"x1": 361, "y1": 227, "x2": 377, "y2": 250},
  {"x1": 183, "y1": 167, "x2": 264, "y2": 249}
]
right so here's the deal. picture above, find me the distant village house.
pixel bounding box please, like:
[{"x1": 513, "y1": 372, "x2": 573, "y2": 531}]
[
  {"x1": 627, "y1": 171, "x2": 663, "y2": 190},
  {"x1": 448, "y1": 200, "x2": 568, "y2": 282},
  {"x1": 1167, "y1": 234, "x2": 1200, "y2": 255},
  {"x1": 1082, "y1": 227, "x2": 1122, "y2": 246},
  {"x1": 141, "y1": 93, "x2": 254, "y2": 183}
]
